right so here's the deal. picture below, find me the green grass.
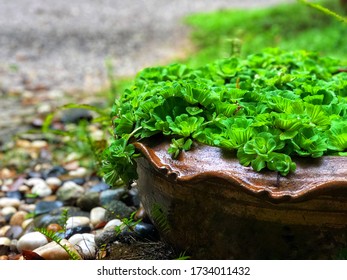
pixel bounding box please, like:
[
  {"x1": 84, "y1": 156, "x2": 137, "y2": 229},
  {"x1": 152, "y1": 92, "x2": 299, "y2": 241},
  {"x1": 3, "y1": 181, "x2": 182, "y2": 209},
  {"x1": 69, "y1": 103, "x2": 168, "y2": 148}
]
[{"x1": 184, "y1": 0, "x2": 347, "y2": 66}]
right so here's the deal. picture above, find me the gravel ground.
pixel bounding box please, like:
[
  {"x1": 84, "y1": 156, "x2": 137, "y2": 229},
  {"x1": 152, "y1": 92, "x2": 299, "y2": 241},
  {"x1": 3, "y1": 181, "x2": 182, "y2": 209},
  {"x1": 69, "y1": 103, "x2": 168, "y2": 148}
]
[
  {"x1": 0, "y1": 0, "x2": 294, "y2": 93},
  {"x1": 0, "y1": 0, "x2": 294, "y2": 144}
]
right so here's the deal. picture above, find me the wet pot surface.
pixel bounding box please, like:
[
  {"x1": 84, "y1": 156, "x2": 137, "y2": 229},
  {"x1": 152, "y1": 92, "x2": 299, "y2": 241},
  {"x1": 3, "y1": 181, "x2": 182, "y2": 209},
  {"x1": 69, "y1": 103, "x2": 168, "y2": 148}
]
[{"x1": 134, "y1": 138, "x2": 347, "y2": 259}]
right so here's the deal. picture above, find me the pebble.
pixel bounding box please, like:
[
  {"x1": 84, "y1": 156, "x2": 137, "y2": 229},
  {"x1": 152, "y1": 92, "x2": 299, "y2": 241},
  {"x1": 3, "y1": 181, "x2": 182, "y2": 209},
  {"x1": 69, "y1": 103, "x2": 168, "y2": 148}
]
[
  {"x1": 95, "y1": 228, "x2": 119, "y2": 248},
  {"x1": 76, "y1": 192, "x2": 100, "y2": 211},
  {"x1": 134, "y1": 222, "x2": 160, "y2": 241},
  {"x1": 56, "y1": 181, "x2": 85, "y2": 203},
  {"x1": 68, "y1": 233, "x2": 97, "y2": 259},
  {"x1": 69, "y1": 167, "x2": 88, "y2": 178},
  {"x1": 33, "y1": 239, "x2": 82, "y2": 260},
  {"x1": 6, "y1": 191, "x2": 23, "y2": 200},
  {"x1": 9, "y1": 211, "x2": 27, "y2": 226},
  {"x1": 17, "y1": 232, "x2": 48, "y2": 252},
  {"x1": 0, "y1": 198, "x2": 20, "y2": 208},
  {"x1": 104, "y1": 219, "x2": 123, "y2": 230},
  {"x1": 45, "y1": 177, "x2": 62, "y2": 188},
  {"x1": 46, "y1": 223, "x2": 63, "y2": 233},
  {"x1": 66, "y1": 216, "x2": 91, "y2": 229},
  {"x1": 5, "y1": 225, "x2": 23, "y2": 240},
  {"x1": 31, "y1": 182, "x2": 52, "y2": 197},
  {"x1": 1, "y1": 206, "x2": 17, "y2": 216},
  {"x1": 90, "y1": 207, "x2": 107, "y2": 227},
  {"x1": 42, "y1": 166, "x2": 67, "y2": 178},
  {"x1": 99, "y1": 189, "x2": 125, "y2": 205},
  {"x1": 104, "y1": 200, "x2": 134, "y2": 220},
  {"x1": 60, "y1": 108, "x2": 93, "y2": 124},
  {"x1": 64, "y1": 226, "x2": 92, "y2": 239},
  {"x1": 19, "y1": 203, "x2": 36, "y2": 213},
  {"x1": 18, "y1": 185, "x2": 30, "y2": 193},
  {"x1": 34, "y1": 201, "x2": 63, "y2": 216},
  {"x1": 0, "y1": 237, "x2": 11, "y2": 246},
  {"x1": 88, "y1": 182, "x2": 110, "y2": 193},
  {"x1": 31, "y1": 140, "x2": 48, "y2": 150},
  {"x1": 0, "y1": 225, "x2": 11, "y2": 237},
  {"x1": 25, "y1": 178, "x2": 46, "y2": 188},
  {"x1": 69, "y1": 177, "x2": 86, "y2": 186},
  {"x1": 22, "y1": 218, "x2": 34, "y2": 230}
]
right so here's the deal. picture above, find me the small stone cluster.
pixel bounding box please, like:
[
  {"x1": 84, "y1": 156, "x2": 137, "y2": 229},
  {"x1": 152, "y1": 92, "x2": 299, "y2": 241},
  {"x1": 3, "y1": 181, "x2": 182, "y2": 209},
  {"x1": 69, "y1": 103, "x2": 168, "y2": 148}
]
[
  {"x1": 0, "y1": 108, "x2": 175, "y2": 260},
  {"x1": 0, "y1": 161, "x2": 162, "y2": 260}
]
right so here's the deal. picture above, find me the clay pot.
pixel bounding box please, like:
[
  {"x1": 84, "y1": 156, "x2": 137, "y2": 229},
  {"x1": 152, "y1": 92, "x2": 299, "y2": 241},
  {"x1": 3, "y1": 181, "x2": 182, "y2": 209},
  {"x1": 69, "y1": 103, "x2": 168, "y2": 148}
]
[{"x1": 134, "y1": 138, "x2": 347, "y2": 259}]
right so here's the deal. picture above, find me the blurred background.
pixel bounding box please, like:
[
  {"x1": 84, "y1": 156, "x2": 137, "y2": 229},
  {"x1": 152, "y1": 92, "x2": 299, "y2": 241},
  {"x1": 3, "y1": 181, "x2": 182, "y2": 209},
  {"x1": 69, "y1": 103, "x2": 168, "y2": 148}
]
[
  {"x1": 0, "y1": 0, "x2": 345, "y2": 147},
  {"x1": 0, "y1": 0, "x2": 301, "y2": 145}
]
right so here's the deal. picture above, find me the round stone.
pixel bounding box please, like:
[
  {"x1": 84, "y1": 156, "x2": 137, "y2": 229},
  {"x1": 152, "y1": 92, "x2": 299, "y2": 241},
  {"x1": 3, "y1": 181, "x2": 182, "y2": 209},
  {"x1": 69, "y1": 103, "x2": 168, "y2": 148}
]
[
  {"x1": 68, "y1": 233, "x2": 97, "y2": 259},
  {"x1": 42, "y1": 166, "x2": 67, "y2": 178},
  {"x1": 56, "y1": 181, "x2": 85, "y2": 203},
  {"x1": 99, "y1": 189, "x2": 125, "y2": 206},
  {"x1": 94, "y1": 228, "x2": 118, "y2": 248},
  {"x1": 22, "y1": 218, "x2": 34, "y2": 230},
  {"x1": 104, "y1": 200, "x2": 134, "y2": 221},
  {"x1": 1, "y1": 206, "x2": 17, "y2": 216},
  {"x1": 25, "y1": 178, "x2": 46, "y2": 188},
  {"x1": 66, "y1": 216, "x2": 90, "y2": 229},
  {"x1": 88, "y1": 182, "x2": 110, "y2": 193},
  {"x1": 0, "y1": 225, "x2": 11, "y2": 237},
  {"x1": 6, "y1": 191, "x2": 23, "y2": 200},
  {"x1": 0, "y1": 237, "x2": 11, "y2": 246},
  {"x1": 104, "y1": 219, "x2": 123, "y2": 230},
  {"x1": 17, "y1": 232, "x2": 48, "y2": 252},
  {"x1": 5, "y1": 225, "x2": 24, "y2": 240},
  {"x1": 33, "y1": 239, "x2": 82, "y2": 260},
  {"x1": 31, "y1": 182, "x2": 52, "y2": 197},
  {"x1": 9, "y1": 210, "x2": 28, "y2": 226},
  {"x1": 90, "y1": 207, "x2": 107, "y2": 227},
  {"x1": 46, "y1": 223, "x2": 63, "y2": 233},
  {"x1": 34, "y1": 201, "x2": 64, "y2": 216},
  {"x1": 45, "y1": 177, "x2": 62, "y2": 187},
  {"x1": 134, "y1": 222, "x2": 160, "y2": 241},
  {"x1": 68, "y1": 167, "x2": 88, "y2": 178},
  {"x1": 64, "y1": 226, "x2": 92, "y2": 239},
  {"x1": 0, "y1": 197, "x2": 20, "y2": 208},
  {"x1": 76, "y1": 192, "x2": 100, "y2": 211}
]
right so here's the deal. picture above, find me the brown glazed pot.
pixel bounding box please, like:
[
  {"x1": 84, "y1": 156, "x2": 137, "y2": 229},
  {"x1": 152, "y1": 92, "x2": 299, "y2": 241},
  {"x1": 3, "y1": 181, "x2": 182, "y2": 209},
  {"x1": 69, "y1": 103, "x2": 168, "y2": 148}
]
[{"x1": 134, "y1": 138, "x2": 347, "y2": 259}]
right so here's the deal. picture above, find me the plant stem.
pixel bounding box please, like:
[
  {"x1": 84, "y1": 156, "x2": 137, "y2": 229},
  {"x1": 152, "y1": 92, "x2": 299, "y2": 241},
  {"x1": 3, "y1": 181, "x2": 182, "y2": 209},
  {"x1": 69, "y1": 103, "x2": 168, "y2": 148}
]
[{"x1": 298, "y1": 0, "x2": 347, "y2": 24}]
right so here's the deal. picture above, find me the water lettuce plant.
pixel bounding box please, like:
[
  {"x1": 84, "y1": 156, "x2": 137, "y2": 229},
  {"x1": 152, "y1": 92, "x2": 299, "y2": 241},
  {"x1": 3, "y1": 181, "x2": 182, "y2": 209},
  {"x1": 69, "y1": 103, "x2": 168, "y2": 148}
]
[{"x1": 102, "y1": 48, "x2": 347, "y2": 186}]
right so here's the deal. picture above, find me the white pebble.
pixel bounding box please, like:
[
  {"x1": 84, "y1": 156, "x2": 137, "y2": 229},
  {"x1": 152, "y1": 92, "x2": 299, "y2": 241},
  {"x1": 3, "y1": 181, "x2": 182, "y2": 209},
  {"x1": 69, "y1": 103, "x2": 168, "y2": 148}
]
[
  {"x1": 0, "y1": 225, "x2": 11, "y2": 237},
  {"x1": 0, "y1": 197, "x2": 21, "y2": 208},
  {"x1": 45, "y1": 177, "x2": 62, "y2": 187},
  {"x1": 66, "y1": 216, "x2": 90, "y2": 229},
  {"x1": 1, "y1": 206, "x2": 17, "y2": 216},
  {"x1": 19, "y1": 203, "x2": 36, "y2": 213},
  {"x1": 33, "y1": 239, "x2": 81, "y2": 260},
  {"x1": 25, "y1": 178, "x2": 46, "y2": 187},
  {"x1": 18, "y1": 185, "x2": 30, "y2": 193},
  {"x1": 0, "y1": 237, "x2": 11, "y2": 246},
  {"x1": 104, "y1": 219, "x2": 123, "y2": 230},
  {"x1": 68, "y1": 167, "x2": 88, "y2": 178},
  {"x1": 22, "y1": 218, "x2": 34, "y2": 230},
  {"x1": 68, "y1": 233, "x2": 97, "y2": 259},
  {"x1": 31, "y1": 182, "x2": 52, "y2": 197},
  {"x1": 31, "y1": 140, "x2": 48, "y2": 149},
  {"x1": 90, "y1": 207, "x2": 107, "y2": 227},
  {"x1": 17, "y1": 232, "x2": 49, "y2": 252},
  {"x1": 1, "y1": 185, "x2": 10, "y2": 192}
]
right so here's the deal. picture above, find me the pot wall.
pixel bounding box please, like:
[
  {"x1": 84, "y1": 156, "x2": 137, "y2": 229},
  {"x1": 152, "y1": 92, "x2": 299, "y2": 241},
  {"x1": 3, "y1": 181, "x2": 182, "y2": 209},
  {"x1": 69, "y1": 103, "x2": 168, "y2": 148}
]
[{"x1": 134, "y1": 140, "x2": 347, "y2": 259}]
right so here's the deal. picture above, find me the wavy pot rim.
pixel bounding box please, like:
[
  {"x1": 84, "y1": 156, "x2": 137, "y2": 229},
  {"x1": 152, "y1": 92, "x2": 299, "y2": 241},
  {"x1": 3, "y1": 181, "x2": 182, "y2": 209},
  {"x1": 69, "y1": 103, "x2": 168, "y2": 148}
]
[{"x1": 134, "y1": 139, "x2": 347, "y2": 202}]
